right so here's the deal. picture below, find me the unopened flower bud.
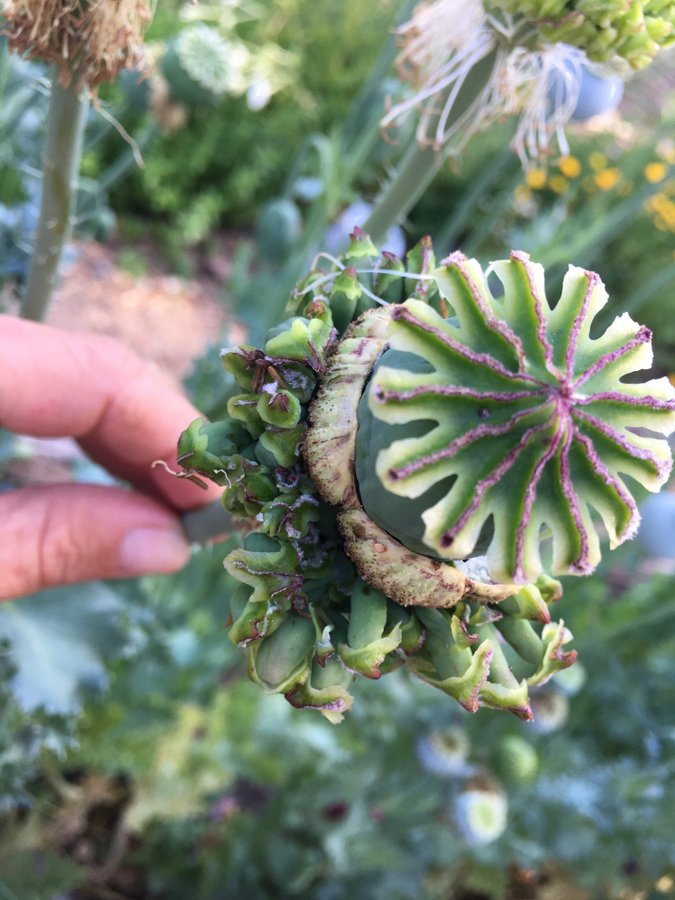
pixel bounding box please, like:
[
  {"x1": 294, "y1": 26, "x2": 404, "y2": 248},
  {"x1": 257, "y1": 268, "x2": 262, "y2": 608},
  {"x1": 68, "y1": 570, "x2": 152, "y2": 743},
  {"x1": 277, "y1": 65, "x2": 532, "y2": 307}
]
[{"x1": 455, "y1": 784, "x2": 508, "y2": 845}]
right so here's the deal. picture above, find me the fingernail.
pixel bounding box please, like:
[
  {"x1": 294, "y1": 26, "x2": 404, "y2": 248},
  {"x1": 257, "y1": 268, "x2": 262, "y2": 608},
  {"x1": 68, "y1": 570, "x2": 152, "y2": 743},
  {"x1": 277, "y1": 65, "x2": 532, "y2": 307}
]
[{"x1": 119, "y1": 527, "x2": 190, "y2": 575}]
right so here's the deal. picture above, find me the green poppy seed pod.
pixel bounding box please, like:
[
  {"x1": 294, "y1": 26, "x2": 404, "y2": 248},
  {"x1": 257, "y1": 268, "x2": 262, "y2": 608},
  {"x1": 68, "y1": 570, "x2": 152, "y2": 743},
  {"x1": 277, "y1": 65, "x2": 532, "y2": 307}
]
[
  {"x1": 455, "y1": 783, "x2": 508, "y2": 845},
  {"x1": 225, "y1": 535, "x2": 303, "y2": 645},
  {"x1": 494, "y1": 734, "x2": 539, "y2": 784},
  {"x1": 373, "y1": 252, "x2": 407, "y2": 305},
  {"x1": 307, "y1": 250, "x2": 675, "y2": 585},
  {"x1": 178, "y1": 231, "x2": 673, "y2": 723},
  {"x1": 161, "y1": 24, "x2": 248, "y2": 106},
  {"x1": 554, "y1": 659, "x2": 587, "y2": 695},
  {"x1": 530, "y1": 688, "x2": 570, "y2": 733},
  {"x1": 336, "y1": 581, "x2": 403, "y2": 679},
  {"x1": 416, "y1": 725, "x2": 471, "y2": 777},
  {"x1": 256, "y1": 199, "x2": 303, "y2": 266},
  {"x1": 177, "y1": 418, "x2": 249, "y2": 486},
  {"x1": 285, "y1": 656, "x2": 354, "y2": 724},
  {"x1": 304, "y1": 305, "x2": 517, "y2": 607},
  {"x1": 330, "y1": 267, "x2": 366, "y2": 335},
  {"x1": 248, "y1": 614, "x2": 315, "y2": 692}
]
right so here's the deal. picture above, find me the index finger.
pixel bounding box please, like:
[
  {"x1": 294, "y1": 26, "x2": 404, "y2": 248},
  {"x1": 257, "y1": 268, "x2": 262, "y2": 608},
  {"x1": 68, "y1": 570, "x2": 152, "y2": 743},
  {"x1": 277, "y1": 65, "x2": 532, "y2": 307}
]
[{"x1": 0, "y1": 315, "x2": 222, "y2": 509}]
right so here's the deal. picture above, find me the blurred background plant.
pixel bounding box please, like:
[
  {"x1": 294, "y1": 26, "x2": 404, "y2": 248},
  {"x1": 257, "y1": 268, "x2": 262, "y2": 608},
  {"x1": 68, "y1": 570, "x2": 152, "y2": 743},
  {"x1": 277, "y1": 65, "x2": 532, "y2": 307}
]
[
  {"x1": 1, "y1": 0, "x2": 674, "y2": 896},
  {"x1": 1, "y1": 542, "x2": 674, "y2": 899},
  {"x1": 86, "y1": 0, "x2": 401, "y2": 270}
]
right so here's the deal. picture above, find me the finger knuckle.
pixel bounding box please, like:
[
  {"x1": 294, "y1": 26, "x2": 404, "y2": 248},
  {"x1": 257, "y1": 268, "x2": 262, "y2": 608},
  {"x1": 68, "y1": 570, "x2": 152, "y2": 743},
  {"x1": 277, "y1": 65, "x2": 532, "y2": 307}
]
[{"x1": 36, "y1": 494, "x2": 90, "y2": 590}]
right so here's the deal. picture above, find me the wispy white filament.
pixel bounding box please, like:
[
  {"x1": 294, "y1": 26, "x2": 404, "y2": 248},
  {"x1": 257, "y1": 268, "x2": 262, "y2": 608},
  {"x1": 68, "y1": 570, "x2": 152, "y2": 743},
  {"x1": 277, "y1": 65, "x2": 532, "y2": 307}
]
[
  {"x1": 383, "y1": 0, "x2": 588, "y2": 165},
  {"x1": 510, "y1": 44, "x2": 583, "y2": 165}
]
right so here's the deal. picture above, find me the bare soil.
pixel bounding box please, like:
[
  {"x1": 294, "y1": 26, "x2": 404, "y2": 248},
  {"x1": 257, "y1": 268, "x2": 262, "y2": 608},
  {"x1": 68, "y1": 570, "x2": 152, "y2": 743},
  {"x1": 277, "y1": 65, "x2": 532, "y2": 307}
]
[{"x1": 45, "y1": 237, "x2": 243, "y2": 383}]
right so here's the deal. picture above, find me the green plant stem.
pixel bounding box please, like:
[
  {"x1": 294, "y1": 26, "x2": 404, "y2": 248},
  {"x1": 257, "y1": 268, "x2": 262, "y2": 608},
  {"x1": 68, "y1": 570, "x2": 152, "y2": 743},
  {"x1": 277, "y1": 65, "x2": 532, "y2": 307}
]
[
  {"x1": 259, "y1": 31, "x2": 497, "y2": 334},
  {"x1": 21, "y1": 67, "x2": 88, "y2": 322},
  {"x1": 363, "y1": 47, "x2": 498, "y2": 245},
  {"x1": 0, "y1": 37, "x2": 10, "y2": 103},
  {"x1": 363, "y1": 142, "x2": 442, "y2": 245},
  {"x1": 434, "y1": 146, "x2": 514, "y2": 252}
]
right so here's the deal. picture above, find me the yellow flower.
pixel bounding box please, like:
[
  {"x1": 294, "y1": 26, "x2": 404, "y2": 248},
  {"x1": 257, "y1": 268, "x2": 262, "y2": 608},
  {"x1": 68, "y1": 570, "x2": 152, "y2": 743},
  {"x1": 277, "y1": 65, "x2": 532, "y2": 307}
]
[
  {"x1": 526, "y1": 168, "x2": 547, "y2": 190},
  {"x1": 558, "y1": 156, "x2": 581, "y2": 178},
  {"x1": 645, "y1": 162, "x2": 668, "y2": 183},
  {"x1": 549, "y1": 174, "x2": 568, "y2": 194},
  {"x1": 589, "y1": 152, "x2": 608, "y2": 172},
  {"x1": 646, "y1": 192, "x2": 675, "y2": 231},
  {"x1": 594, "y1": 168, "x2": 620, "y2": 191}
]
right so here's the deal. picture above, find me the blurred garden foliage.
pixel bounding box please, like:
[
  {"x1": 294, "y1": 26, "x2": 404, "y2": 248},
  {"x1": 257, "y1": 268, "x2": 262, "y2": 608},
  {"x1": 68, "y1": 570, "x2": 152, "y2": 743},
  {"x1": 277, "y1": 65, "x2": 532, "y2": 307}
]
[
  {"x1": 0, "y1": 0, "x2": 675, "y2": 897},
  {"x1": 87, "y1": 0, "x2": 399, "y2": 242},
  {"x1": 1, "y1": 543, "x2": 674, "y2": 898}
]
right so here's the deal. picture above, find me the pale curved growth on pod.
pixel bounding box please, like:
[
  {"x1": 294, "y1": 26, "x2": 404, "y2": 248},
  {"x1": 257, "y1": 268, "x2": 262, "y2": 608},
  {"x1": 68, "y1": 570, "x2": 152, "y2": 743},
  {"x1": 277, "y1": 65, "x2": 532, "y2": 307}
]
[
  {"x1": 178, "y1": 231, "x2": 674, "y2": 722},
  {"x1": 304, "y1": 307, "x2": 516, "y2": 608},
  {"x1": 369, "y1": 251, "x2": 675, "y2": 582}
]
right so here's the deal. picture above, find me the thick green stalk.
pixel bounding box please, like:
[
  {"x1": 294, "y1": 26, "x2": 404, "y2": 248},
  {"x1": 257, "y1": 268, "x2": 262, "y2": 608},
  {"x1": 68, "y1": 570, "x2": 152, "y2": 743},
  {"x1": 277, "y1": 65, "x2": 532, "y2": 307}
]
[
  {"x1": 21, "y1": 67, "x2": 88, "y2": 322},
  {"x1": 363, "y1": 48, "x2": 499, "y2": 245},
  {"x1": 260, "y1": 19, "x2": 497, "y2": 333},
  {"x1": 434, "y1": 146, "x2": 514, "y2": 251},
  {"x1": 0, "y1": 37, "x2": 10, "y2": 102},
  {"x1": 363, "y1": 142, "x2": 441, "y2": 246}
]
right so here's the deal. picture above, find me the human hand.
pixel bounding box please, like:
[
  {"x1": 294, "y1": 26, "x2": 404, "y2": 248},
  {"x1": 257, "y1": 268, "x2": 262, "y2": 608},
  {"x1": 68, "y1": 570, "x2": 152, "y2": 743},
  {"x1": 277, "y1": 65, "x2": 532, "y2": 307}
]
[{"x1": 0, "y1": 315, "x2": 222, "y2": 601}]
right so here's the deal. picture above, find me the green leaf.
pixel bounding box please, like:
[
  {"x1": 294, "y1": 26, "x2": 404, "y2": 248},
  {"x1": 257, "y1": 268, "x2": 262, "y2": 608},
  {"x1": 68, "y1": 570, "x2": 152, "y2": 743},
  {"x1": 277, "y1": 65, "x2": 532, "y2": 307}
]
[
  {"x1": 0, "y1": 850, "x2": 83, "y2": 900},
  {"x1": 0, "y1": 582, "x2": 127, "y2": 715}
]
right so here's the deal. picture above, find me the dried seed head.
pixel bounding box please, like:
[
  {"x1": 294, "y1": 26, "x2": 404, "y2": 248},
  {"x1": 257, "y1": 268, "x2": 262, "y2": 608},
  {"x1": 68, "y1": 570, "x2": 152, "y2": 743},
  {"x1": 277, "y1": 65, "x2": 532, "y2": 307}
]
[{"x1": 3, "y1": 0, "x2": 153, "y2": 89}]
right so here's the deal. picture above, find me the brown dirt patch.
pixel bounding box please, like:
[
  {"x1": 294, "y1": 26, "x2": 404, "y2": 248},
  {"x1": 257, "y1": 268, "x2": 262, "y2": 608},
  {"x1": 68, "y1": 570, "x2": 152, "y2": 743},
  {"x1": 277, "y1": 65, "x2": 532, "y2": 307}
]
[{"x1": 45, "y1": 238, "x2": 243, "y2": 384}]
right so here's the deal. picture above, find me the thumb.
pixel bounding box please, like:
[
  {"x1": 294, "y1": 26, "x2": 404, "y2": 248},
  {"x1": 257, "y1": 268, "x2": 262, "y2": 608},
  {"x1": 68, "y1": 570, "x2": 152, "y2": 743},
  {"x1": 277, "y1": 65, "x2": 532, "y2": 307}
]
[{"x1": 0, "y1": 484, "x2": 191, "y2": 601}]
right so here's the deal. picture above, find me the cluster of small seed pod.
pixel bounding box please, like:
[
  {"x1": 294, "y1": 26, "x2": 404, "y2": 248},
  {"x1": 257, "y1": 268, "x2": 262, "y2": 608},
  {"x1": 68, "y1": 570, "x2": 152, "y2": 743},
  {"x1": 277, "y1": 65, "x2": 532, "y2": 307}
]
[
  {"x1": 180, "y1": 230, "x2": 675, "y2": 722},
  {"x1": 489, "y1": 0, "x2": 674, "y2": 68},
  {"x1": 177, "y1": 232, "x2": 598, "y2": 723}
]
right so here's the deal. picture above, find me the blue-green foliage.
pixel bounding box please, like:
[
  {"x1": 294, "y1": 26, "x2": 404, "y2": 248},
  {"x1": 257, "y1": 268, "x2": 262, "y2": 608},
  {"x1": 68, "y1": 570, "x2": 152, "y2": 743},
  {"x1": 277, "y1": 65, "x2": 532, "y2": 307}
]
[
  {"x1": 90, "y1": 0, "x2": 398, "y2": 245},
  {"x1": 0, "y1": 37, "x2": 126, "y2": 293},
  {"x1": 0, "y1": 650, "x2": 75, "y2": 812},
  {"x1": 0, "y1": 45, "x2": 47, "y2": 286},
  {"x1": 1, "y1": 539, "x2": 673, "y2": 898},
  {"x1": 0, "y1": 583, "x2": 128, "y2": 715}
]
